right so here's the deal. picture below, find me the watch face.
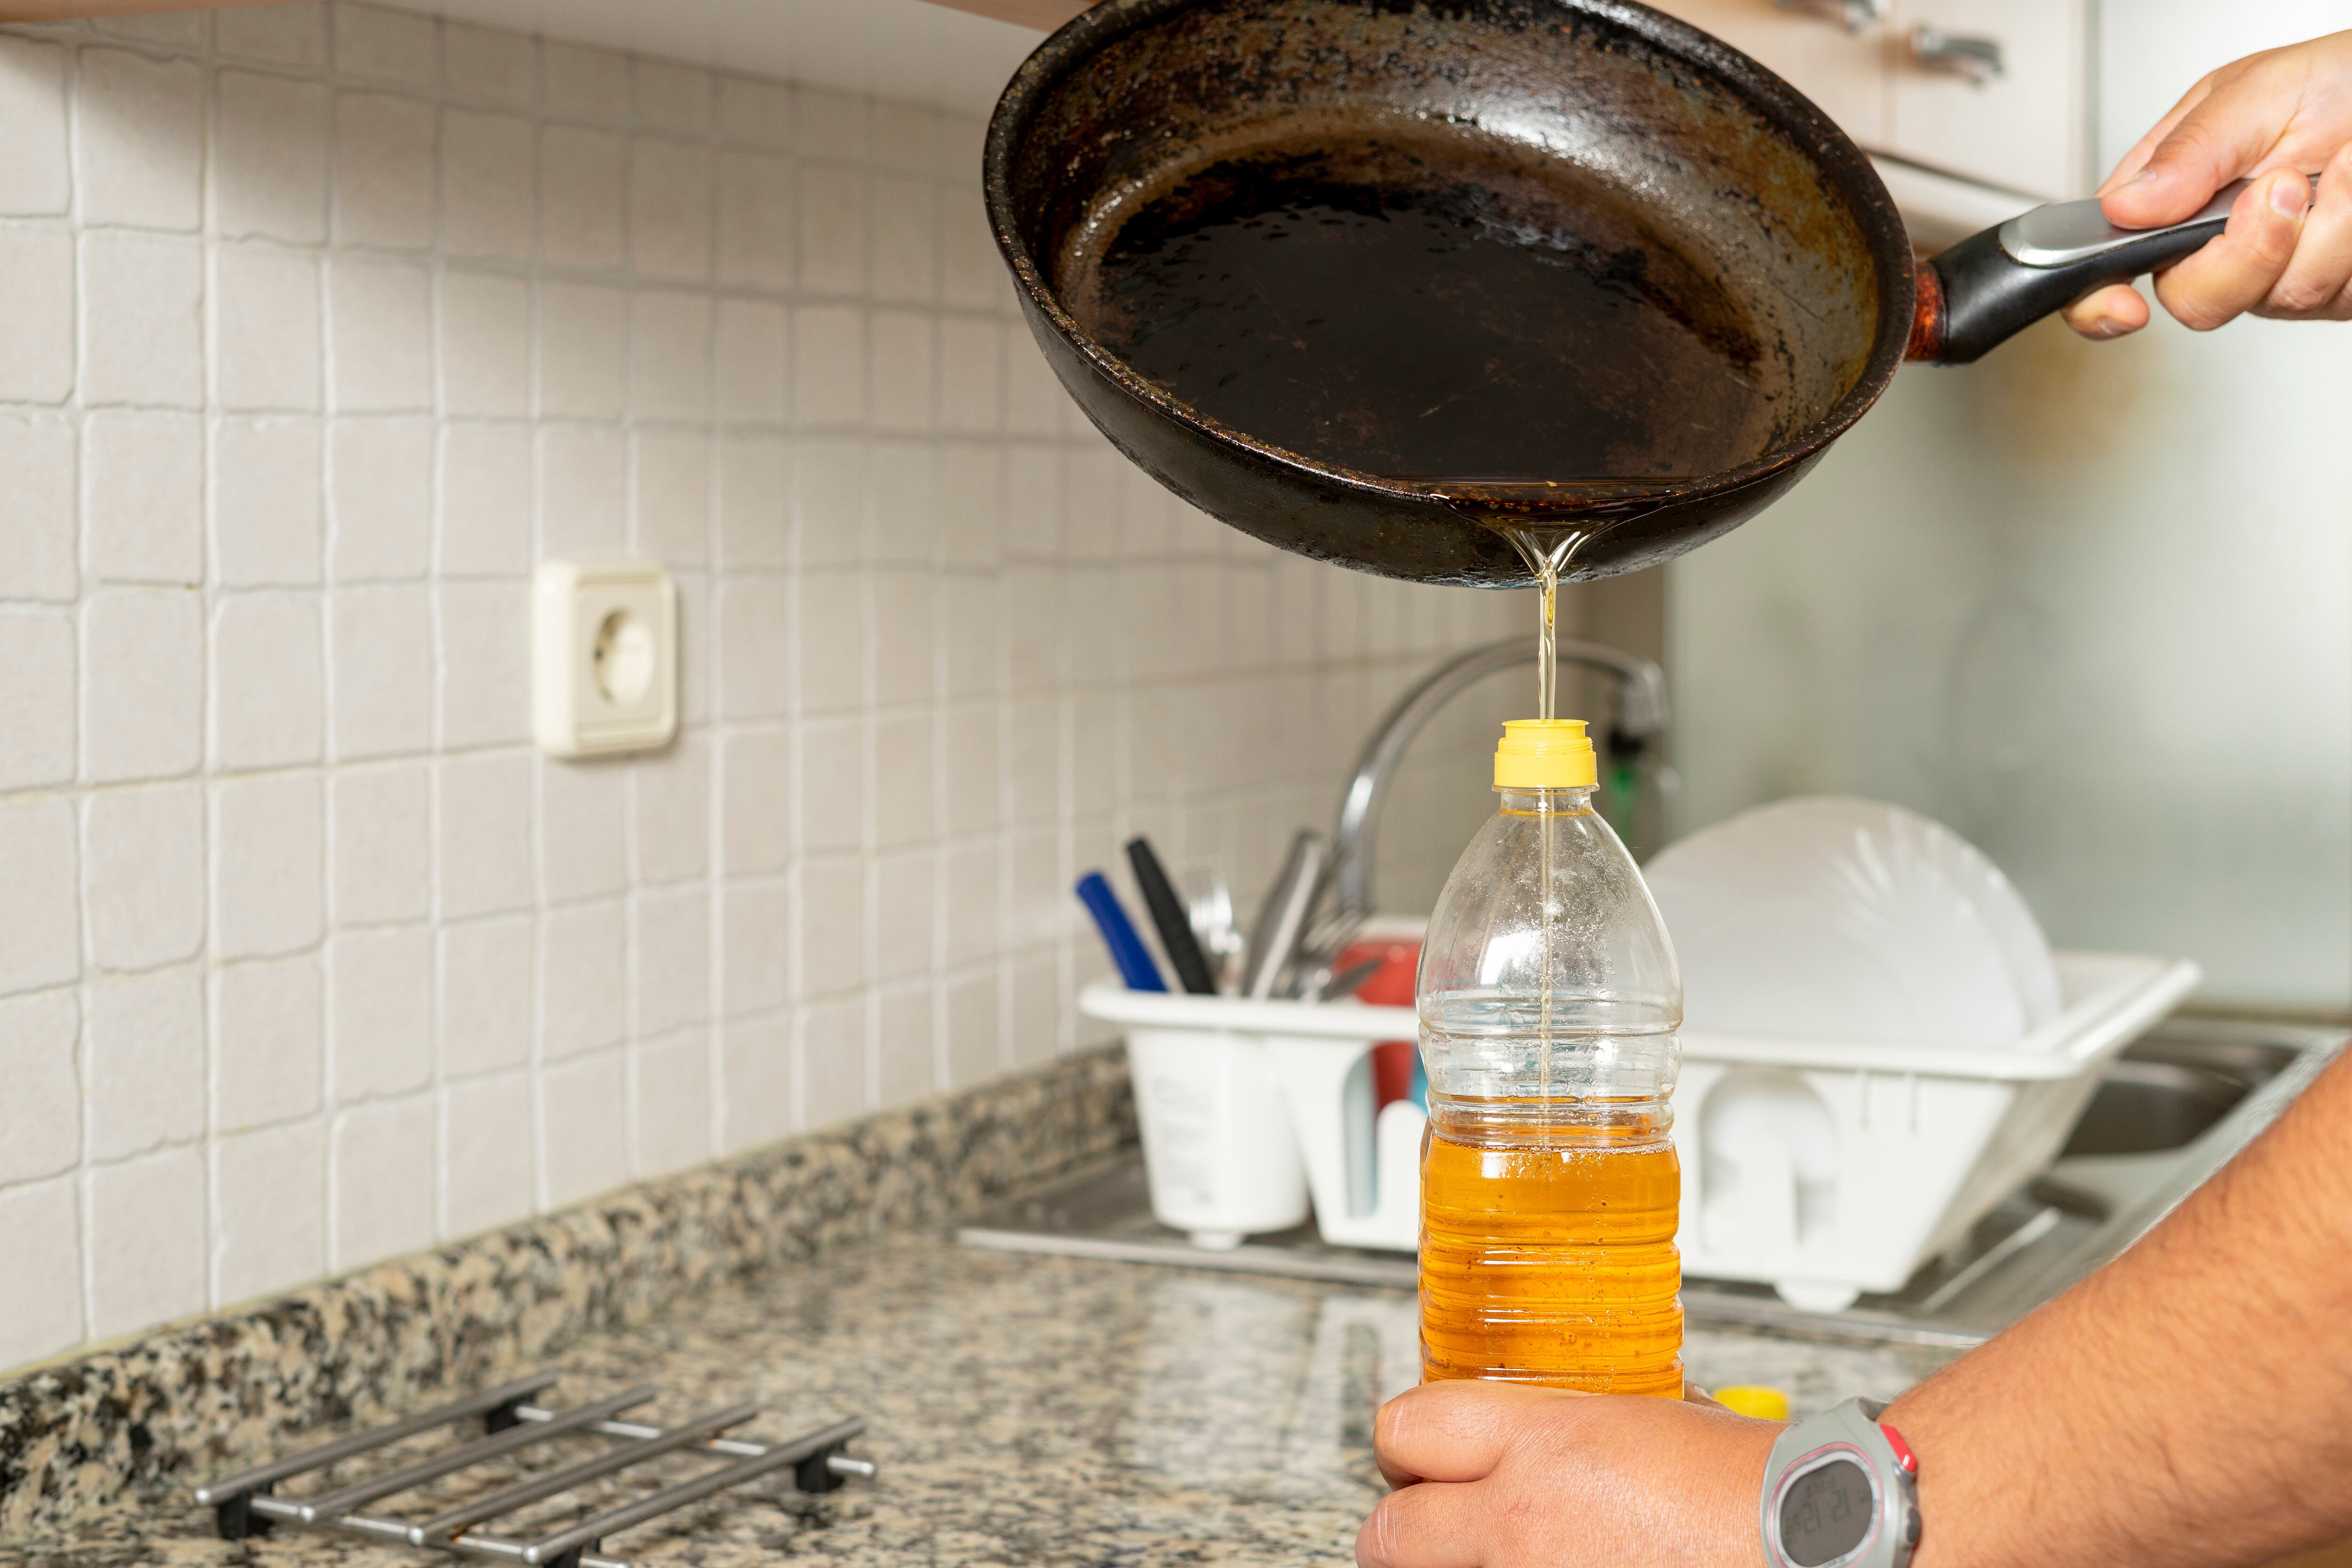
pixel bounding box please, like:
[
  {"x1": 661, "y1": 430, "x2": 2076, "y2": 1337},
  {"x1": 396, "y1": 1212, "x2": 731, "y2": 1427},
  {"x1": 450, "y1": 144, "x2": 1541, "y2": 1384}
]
[{"x1": 1777, "y1": 1454, "x2": 1878, "y2": 1568}]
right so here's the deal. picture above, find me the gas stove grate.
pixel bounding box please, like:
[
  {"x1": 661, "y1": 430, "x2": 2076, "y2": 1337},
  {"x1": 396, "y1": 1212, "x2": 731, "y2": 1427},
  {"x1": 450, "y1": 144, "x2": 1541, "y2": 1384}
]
[{"x1": 192, "y1": 1370, "x2": 874, "y2": 1568}]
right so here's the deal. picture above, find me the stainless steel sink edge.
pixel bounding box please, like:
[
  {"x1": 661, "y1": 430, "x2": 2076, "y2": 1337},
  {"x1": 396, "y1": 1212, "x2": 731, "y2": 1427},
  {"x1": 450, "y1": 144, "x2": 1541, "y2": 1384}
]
[{"x1": 955, "y1": 1020, "x2": 2345, "y2": 1351}]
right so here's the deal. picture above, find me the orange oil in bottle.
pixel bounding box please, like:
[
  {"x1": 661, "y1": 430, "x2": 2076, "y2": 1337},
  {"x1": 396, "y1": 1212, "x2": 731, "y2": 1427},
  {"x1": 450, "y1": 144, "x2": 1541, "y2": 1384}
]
[{"x1": 1418, "y1": 1111, "x2": 1684, "y2": 1395}]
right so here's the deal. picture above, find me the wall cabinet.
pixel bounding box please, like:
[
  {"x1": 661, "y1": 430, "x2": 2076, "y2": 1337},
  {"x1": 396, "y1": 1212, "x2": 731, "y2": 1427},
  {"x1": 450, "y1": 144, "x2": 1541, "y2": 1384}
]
[
  {"x1": 15, "y1": 0, "x2": 2087, "y2": 235},
  {"x1": 1656, "y1": 0, "x2": 2092, "y2": 239}
]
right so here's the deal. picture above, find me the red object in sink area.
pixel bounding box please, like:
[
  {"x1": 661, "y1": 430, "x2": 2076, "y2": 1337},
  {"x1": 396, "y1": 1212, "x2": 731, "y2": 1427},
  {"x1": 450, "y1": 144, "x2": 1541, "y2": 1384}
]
[{"x1": 1336, "y1": 938, "x2": 1421, "y2": 1112}]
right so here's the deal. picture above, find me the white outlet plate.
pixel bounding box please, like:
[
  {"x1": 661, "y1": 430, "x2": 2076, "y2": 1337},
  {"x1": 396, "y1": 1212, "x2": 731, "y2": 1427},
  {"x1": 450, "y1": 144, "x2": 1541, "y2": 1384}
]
[{"x1": 533, "y1": 560, "x2": 679, "y2": 758}]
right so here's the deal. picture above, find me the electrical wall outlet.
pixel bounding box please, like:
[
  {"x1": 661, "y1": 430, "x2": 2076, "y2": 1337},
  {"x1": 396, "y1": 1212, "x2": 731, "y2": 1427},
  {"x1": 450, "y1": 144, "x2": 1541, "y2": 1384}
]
[{"x1": 532, "y1": 560, "x2": 679, "y2": 758}]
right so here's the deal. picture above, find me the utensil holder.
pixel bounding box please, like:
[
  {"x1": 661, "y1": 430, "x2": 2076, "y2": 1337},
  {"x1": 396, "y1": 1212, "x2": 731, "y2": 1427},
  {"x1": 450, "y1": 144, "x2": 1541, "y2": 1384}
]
[
  {"x1": 1084, "y1": 987, "x2": 1422, "y2": 1252},
  {"x1": 1122, "y1": 1024, "x2": 1312, "y2": 1249}
]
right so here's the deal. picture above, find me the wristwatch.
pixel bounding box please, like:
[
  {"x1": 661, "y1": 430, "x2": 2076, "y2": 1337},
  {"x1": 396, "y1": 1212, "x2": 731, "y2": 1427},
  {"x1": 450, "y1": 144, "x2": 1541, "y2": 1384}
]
[{"x1": 1759, "y1": 1398, "x2": 1922, "y2": 1568}]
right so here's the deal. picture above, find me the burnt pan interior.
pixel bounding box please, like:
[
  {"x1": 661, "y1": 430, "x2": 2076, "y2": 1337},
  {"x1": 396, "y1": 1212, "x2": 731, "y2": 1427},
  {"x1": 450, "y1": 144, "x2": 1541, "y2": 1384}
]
[{"x1": 1007, "y1": 0, "x2": 1887, "y2": 491}]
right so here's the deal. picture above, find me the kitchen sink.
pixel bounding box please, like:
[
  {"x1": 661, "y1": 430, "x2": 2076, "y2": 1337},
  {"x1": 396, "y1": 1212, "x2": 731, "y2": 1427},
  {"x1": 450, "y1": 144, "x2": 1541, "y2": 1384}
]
[
  {"x1": 2059, "y1": 1036, "x2": 2301, "y2": 1157},
  {"x1": 959, "y1": 1017, "x2": 2342, "y2": 1350}
]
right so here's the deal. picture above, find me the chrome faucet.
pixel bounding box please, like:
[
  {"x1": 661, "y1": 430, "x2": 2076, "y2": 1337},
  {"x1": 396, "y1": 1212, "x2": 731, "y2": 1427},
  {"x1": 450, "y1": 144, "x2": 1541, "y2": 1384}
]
[{"x1": 1328, "y1": 637, "x2": 1669, "y2": 920}]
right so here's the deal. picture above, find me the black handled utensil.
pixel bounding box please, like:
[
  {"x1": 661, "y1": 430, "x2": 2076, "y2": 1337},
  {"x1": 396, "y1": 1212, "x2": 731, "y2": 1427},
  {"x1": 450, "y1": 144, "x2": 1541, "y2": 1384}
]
[{"x1": 1126, "y1": 837, "x2": 1218, "y2": 995}]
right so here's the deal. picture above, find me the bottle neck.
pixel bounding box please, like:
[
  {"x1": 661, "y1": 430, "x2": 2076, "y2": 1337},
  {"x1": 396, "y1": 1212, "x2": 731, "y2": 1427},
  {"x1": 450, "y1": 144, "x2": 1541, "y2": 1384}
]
[{"x1": 1496, "y1": 786, "x2": 1596, "y2": 813}]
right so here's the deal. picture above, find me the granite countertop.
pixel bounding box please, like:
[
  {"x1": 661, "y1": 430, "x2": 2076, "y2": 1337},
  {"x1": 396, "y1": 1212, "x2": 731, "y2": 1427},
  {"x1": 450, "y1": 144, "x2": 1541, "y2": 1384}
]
[{"x1": 0, "y1": 1228, "x2": 1958, "y2": 1568}]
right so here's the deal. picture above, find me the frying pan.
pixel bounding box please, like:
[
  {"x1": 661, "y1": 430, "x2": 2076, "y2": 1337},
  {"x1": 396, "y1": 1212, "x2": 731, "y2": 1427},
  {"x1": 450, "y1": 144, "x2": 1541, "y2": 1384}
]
[{"x1": 984, "y1": 0, "x2": 2258, "y2": 586}]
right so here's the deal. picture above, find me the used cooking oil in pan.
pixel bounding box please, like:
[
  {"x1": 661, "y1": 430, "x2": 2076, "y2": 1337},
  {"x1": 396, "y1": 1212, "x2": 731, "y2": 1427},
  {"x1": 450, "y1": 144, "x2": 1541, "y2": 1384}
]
[{"x1": 1060, "y1": 115, "x2": 1784, "y2": 489}]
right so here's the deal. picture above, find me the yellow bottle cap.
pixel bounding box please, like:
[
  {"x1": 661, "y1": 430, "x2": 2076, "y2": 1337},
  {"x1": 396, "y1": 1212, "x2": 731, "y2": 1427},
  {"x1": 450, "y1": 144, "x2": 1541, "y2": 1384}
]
[
  {"x1": 1710, "y1": 1385, "x2": 1792, "y2": 1422},
  {"x1": 1494, "y1": 718, "x2": 1598, "y2": 789}
]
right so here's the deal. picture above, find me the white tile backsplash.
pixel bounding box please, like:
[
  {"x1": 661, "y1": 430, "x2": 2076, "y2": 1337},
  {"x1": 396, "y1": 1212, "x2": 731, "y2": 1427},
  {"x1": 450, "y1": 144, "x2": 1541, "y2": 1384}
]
[
  {"x1": 329, "y1": 257, "x2": 434, "y2": 412},
  {"x1": 76, "y1": 49, "x2": 204, "y2": 232},
  {"x1": 438, "y1": 1071, "x2": 531, "y2": 1237},
  {"x1": 214, "y1": 420, "x2": 324, "y2": 583},
  {"x1": 437, "y1": 423, "x2": 531, "y2": 572},
  {"x1": 213, "y1": 772, "x2": 324, "y2": 957},
  {"x1": 0, "y1": 0, "x2": 1526, "y2": 1379},
  {"x1": 215, "y1": 245, "x2": 325, "y2": 412},
  {"x1": 629, "y1": 1032, "x2": 711, "y2": 1178},
  {"x1": 437, "y1": 916, "x2": 532, "y2": 1076},
  {"x1": 628, "y1": 290, "x2": 712, "y2": 422},
  {"x1": 329, "y1": 1094, "x2": 434, "y2": 1269},
  {"x1": 215, "y1": 5, "x2": 325, "y2": 71},
  {"x1": 536, "y1": 279, "x2": 624, "y2": 421},
  {"x1": 81, "y1": 232, "x2": 204, "y2": 408},
  {"x1": 0, "y1": 228, "x2": 76, "y2": 404},
  {"x1": 329, "y1": 585, "x2": 433, "y2": 758},
  {"x1": 213, "y1": 954, "x2": 324, "y2": 1131},
  {"x1": 439, "y1": 107, "x2": 533, "y2": 262},
  {"x1": 330, "y1": 423, "x2": 434, "y2": 581},
  {"x1": 86, "y1": 966, "x2": 205, "y2": 1161},
  {"x1": 86, "y1": 1146, "x2": 206, "y2": 1341},
  {"x1": 331, "y1": 760, "x2": 431, "y2": 925},
  {"x1": 333, "y1": 3, "x2": 435, "y2": 89},
  {"x1": 540, "y1": 899, "x2": 626, "y2": 1058},
  {"x1": 628, "y1": 137, "x2": 713, "y2": 282},
  {"x1": 0, "y1": 613, "x2": 76, "y2": 791},
  {"x1": 539, "y1": 1051, "x2": 627, "y2": 1208},
  {"x1": 0, "y1": 1179, "x2": 82, "y2": 1370},
  {"x1": 211, "y1": 591, "x2": 325, "y2": 768},
  {"x1": 212, "y1": 1119, "x2": 325, "y2": 1305},
  {"x1": 537, "y1": 122, "x2": 625, "y2": 268},
  {"x1": 0, "y1": 35, "x2": 71, "y2": 218},
  {"x1": 82, "y1": 588, "x2": 203, "y2": 781},
  {"x1": 331, "y1": 925, "x2": 432, "y2": 1097},
  {"x1": 435, "y1": 752, "x2": 533, "y2": 917},
  {"x1": 0, "y1": 417, "x2": 77, "y2": 601},
  {"x1": 83, "y1": 781, "x2": 206, "y2": 970},
  {"x1": 437, "y1": 270, "x2": 530, "y2": 416},
  {"x1": 333, "y1": 91, "x2": 437, "y2": 250},
  {"x1": 0, "y1": 990, "x2": 81, "y2": 1186},
  {"x1": 86, "y1": 414, "x2": 203, "y2": 584},
  {"x1": 215, "y1": 72, "x2": 332, "y2": 243}
]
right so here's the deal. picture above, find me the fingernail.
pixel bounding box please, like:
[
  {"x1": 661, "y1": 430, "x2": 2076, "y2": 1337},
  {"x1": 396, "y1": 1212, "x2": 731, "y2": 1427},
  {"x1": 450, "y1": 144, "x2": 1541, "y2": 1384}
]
[
  {"x1": 2271, "y1": 175, "x2": 2308, "y2": 216},
  {"x1": 2092, "y1": 318, "x2": 2134, "y2": 339},
  {"x1": 2126, "y1": 167, "x2": 2161, "y2": 186}
]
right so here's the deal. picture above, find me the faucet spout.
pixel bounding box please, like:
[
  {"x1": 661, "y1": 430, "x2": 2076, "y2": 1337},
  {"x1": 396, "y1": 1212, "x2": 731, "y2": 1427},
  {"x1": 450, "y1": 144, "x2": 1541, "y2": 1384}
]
[{"x1": 1329, "y1": 637, "x2": 1669, "y2": 920}]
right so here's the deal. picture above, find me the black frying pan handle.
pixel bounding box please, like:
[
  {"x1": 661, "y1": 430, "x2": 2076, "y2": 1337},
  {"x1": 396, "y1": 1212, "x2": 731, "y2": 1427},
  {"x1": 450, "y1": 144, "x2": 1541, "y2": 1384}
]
[{"x1": 1912, "y1": 178, "x2": 2277, "y2": 364}]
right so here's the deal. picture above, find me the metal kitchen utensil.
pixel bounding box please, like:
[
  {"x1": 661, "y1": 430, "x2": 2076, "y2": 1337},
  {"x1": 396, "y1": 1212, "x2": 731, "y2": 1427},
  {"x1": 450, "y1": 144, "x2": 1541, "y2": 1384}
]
[
  {"x1": 1127, "y1": 836, "x2": 1218, "y2": 995},
  {"x1": 1296, "y1": 905, "x2": 1367, "y2": 968},
  {"x1": 985, "y1": 0, "x2": 2276, "y2": 585},
  {"x1": 1184, "y1": 865, "x2": 1244, "y2": 993},
  {"x1": 1310, "y1": 956, "x2": 1386, "y2": 1003},
  {"x1": 193, "y1": 1372, "x2": 874, "y2": 1568},
  {"x1": 1241, "y1": 830, "x2": 1329, "y2": 1000}
]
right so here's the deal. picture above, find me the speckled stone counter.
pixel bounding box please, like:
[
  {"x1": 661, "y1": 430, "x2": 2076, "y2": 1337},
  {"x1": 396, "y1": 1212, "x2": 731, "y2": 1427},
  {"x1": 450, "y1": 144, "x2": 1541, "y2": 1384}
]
[
  {"x1": 0, "y1": 1048, "x2": 1135, "y2": 1537},
  {"x1": 0, "y1": 1226, "x2": 1959, "y2": 1568}
]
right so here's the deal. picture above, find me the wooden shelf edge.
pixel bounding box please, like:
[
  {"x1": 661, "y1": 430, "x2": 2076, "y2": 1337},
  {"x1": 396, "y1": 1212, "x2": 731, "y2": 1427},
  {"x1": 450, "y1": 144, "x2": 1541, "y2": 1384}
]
[
  {"x1": 1, "y1": 0, "x2": 286, "y2": 18},
  {"x1": 919, "y1": 0, "x2": 1087, "y2": 31},
  {"x1": 1, "y1": 0, "x2": 1079, "y2": 26}
]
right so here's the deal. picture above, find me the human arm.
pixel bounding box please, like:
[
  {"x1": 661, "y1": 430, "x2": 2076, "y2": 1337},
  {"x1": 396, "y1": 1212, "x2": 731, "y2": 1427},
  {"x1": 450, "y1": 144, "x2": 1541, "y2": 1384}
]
[
  {"x1": 1883, "y1": 1045, "x2": 2352, "y2": 1568},
  {"x1": 2062, "y1": 31, "x2": 2352, "y2": 339},
  {"x1": 1358, "y1": 1049, "x2": 2352, "y2": 1568}
]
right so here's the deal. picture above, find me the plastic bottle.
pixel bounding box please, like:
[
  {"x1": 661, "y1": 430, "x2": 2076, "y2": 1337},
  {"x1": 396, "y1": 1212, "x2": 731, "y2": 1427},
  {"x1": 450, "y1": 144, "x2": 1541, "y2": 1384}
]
[{"x1": 1417, "y1": 718, "x2": 1685, "y2": 1395}]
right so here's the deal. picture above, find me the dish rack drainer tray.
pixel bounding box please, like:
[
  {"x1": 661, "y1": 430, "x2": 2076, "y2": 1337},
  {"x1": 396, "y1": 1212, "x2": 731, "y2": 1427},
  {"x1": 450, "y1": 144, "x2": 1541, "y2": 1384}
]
[{"x1": 192, "y1": 1370, "x2": 873, "y2": 1568}]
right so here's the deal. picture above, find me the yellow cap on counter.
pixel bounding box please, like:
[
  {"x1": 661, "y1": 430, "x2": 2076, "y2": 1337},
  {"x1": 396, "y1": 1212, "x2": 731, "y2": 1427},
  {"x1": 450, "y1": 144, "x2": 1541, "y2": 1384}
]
[
  {"x1": 1494, "y1": 719, "x2": 1598, "y2": 789},
  {"x1": 1710, "y1": 1385, "x2": 1793, "y2": 1422}
]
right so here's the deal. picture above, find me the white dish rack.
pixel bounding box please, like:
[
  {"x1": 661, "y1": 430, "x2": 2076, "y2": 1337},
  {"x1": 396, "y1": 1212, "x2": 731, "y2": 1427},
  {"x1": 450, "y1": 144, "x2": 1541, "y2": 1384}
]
[{"x1": 1078, "y1": 949, "x2": 2199, "y2": 1307}]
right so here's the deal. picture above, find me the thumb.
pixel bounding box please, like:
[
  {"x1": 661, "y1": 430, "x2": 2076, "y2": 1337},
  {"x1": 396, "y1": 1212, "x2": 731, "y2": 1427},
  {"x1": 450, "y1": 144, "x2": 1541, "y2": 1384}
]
[{"x1": 2102, "y1": 97, "x2": 2280, "y2": 230}]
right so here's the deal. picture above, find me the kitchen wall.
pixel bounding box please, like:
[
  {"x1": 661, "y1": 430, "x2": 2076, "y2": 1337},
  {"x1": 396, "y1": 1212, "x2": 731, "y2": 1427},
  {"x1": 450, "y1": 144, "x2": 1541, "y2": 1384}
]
[
  {"x1": 0, "y1": 1, "x2": 1529, "y2": 1375},
  {"x1": 1670, "y1": 1, "x2": 2352, "y2": 1016}
]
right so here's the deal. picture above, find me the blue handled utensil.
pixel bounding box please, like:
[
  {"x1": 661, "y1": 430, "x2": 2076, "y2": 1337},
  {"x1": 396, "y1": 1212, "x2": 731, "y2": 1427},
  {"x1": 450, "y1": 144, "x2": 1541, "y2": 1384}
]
[{"x1": 1075, "y1": 872, "x2": 1167, "y2": 992}]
